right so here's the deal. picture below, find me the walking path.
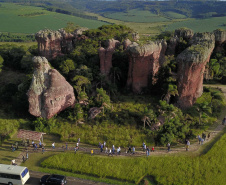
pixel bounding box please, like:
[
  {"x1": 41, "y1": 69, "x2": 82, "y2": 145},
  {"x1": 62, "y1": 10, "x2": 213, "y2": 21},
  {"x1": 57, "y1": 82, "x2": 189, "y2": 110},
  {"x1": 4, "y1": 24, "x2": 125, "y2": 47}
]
[{"x1": 13, "y1": 85, "x2": 226, "y2": 165}]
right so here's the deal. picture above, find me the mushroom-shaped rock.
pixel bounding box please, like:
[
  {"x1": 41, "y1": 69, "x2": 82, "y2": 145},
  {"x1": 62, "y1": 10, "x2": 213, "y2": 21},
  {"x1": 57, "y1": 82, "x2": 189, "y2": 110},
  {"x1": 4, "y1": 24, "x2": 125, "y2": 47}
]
[
  {"x1": 176, "y1": 32, "x2": 215, "y2": 109},
  {"x1": 126, "y1": 40, "x2": 167, "y2": 93},
  {"x1": 27, "y1": 56, "x2": 76, "y2": 119}
]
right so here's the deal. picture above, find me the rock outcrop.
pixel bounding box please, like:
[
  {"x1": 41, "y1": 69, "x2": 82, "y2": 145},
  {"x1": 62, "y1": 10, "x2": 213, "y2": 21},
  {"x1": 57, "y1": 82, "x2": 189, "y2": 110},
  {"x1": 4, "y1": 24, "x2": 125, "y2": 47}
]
[
  {"x1": 27, "y1": 56, "x2": 76, "y2": 119},
  {"x1": 166, "y1": 36, "x2": 179, "y2": 55},
  {"x1": 36, "y1": 28, "x2": 88, "y2": 60},
  {"x1": 35, "y1": 29, "x2": 63, "y2": 60},
  {"x1": 126, "y1": 40, "x2": 167, "y2": 93},
  {"x1": 176, "y1": 32, "x2": 215, "y2": 108},
  {"x1": 174, "y1": 28, "x2": 194, "y2": 41},
  {"x1": 123, "y1": 39, "x2": 132, "y2": 50},
  {"x1": 214, "y1": 29, "x2": 226, "y2": 51},
  {"x1": 98, "y1": 39, "x2": 120, "y2": 77}
]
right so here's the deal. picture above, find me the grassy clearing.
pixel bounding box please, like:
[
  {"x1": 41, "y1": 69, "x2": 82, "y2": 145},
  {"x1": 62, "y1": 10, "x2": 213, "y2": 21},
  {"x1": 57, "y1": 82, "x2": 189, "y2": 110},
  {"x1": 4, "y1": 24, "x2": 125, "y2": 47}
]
[
  {"x1": 41, "y1": 129, "x2": 226, "y2": 184},
  {"x1": 104, "y1": 9, "x2": 169, "y2": 23},
  {"x1": 0, "y1": 3, "x2": 107, "y2": 34}
]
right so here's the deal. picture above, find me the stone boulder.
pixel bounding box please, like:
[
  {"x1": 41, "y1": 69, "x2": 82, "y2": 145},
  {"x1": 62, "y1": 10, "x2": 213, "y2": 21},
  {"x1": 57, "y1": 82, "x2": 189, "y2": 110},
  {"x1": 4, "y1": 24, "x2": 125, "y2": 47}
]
[
  {"x1": 27, "y1": 56, "x2": 76, "y2": 119},
  {"x1": 176, "y1": 32, "x2": 215, "y2": 108},
  {"x1": 126, "y1": 40, "x2": 167, "y2": 93},
  {"x1": 174, "y1": 28, "x2": 194, "y2": 41}
]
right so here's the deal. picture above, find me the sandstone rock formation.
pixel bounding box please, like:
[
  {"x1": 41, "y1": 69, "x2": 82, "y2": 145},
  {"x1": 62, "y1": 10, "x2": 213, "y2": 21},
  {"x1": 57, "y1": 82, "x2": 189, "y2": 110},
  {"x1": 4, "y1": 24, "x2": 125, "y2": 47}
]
[
  {"x1": 123, "y1": 39, "x2": 132, "y2": 50},
  {"x1": 176, "y1": 32, "x2": 215, "y2": 108},
  {"x1": 98, "y1": 39, "x2": 120, "y2": 77},
  {"x1": 126, "y1": 40, "x2": 167, "y2": 93},
  {"x1": 35, "y1": 29, "x2": 63, "y2": 60},
  {"x1": 166, "y1": 36, "x2": 179, "y2": 55},
  {"x1": 27, "y1": 56, "x2": 76, "y2": 119},
  {"x1": 213, "y1": 29, "x2": 226, "y2": 51},
  {"x1": 36, "y1": 28, "x2": 88, "y2": 60},
  {"x1": 174, "y1": 28, "x2": 194, "y2": 41}
]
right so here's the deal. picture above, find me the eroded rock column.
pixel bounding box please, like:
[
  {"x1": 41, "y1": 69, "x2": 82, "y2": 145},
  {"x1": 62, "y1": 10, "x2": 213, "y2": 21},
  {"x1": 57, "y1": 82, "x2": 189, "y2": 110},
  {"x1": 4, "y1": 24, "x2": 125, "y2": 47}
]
[
  {"x1": 126, "y1": 40, "x2": 167, "y2": 93},
  {"x1": 176, "y1": 32, "x2": 215, "y2": 108}
]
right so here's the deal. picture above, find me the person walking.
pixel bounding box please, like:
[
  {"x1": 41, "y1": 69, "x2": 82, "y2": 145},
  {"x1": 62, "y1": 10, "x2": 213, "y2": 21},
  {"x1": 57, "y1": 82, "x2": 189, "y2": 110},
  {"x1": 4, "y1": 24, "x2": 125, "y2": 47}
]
[
  {"x1": 52, "y1": 142, "x2": 55, "y2": 149},
  {"x1": 112, "y1": 145, "x2": 115, "y2": 154},
  {"x1": 207, "y1": 133, "x2": 211, "y2": 140},
  {"x1": 108, "y1": 149, "x2": 113, "y2": 156},
  {"x1": 105, "y1": 147, "x2": 108, "y2": 153},
  {"x1": 151, "y1": 146, "x2": 154, "y2": 152},
  {"x1": 91, "y1": 149, "x2": 94, "y2": 156},
  {"x1": 100, "y1": 143, "x2": 103, "y2": 152},
  {"x1": 186, "y1": 140, "x2": 190, "y2": 151},
  {"x1": 132, "y1": 146, "x2": 135, "y2": 154},
  {"x1": 222, "y1": 116, "x2": 226, "y2": 125},
  {"x1": 42, "y1": 145, "x2": 45, "y2": 154},
  {"x1": 146, "y1": 147, "x2": 150, "y2": 157},
  {"x1": 167, "y1": 143, "x2": 171, "y2": 152},
  {"x1": 198, "y1": 135, "x2": 201, "y2": 144}
]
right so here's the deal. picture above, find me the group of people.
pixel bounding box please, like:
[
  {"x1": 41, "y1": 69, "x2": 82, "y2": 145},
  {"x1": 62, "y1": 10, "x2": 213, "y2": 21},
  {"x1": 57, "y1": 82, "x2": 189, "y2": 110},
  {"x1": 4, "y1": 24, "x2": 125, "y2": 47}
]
[{"x1": 198, "y1": 132, "x2": 210, "y2": 145}]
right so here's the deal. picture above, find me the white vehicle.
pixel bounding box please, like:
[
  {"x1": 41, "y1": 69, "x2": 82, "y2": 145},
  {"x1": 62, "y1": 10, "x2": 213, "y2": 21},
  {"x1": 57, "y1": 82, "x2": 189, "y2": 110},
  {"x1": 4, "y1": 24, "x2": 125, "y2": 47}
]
[{"x1": 0, "y1": 164, "x2": 30, "y2": 185}]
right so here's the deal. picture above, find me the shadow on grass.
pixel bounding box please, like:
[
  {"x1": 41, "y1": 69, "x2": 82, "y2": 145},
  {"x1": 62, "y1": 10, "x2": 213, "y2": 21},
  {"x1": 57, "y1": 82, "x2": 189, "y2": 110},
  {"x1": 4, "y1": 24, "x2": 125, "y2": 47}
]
[{"x1": 200, "y1": 126, "x2": 226, "y2": 155}]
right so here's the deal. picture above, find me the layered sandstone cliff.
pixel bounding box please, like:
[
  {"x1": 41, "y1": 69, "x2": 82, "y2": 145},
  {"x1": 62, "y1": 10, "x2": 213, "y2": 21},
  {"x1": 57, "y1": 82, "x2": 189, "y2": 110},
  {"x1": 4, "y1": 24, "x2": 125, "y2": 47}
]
[
  {"x1": 176, "y1": 32, "x2": 215, "y2": 108},
  {"x1": 27, "y1": 56, "x2": 76, "y2": 119},
  {"x1": 126, "y1": 40, "x2": 167, "y2": 93}
]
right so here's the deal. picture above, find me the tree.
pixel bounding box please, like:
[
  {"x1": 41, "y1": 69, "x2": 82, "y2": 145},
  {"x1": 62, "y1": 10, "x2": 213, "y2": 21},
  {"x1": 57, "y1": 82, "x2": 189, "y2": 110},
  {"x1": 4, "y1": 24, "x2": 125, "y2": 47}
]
[
  {"x1": 59, "y1": 59, "x2": 75, "y2": 75},
  {"x1": 68, "y1": 103, "x2": 84, "y2": 126},
  {"x1": 195, "y1": 101, "x2": 212, "y2": 125},
  {"x1": 72, "y1": 75, "x2": 91, "y2": 96},
  {"x1": 0, "y1": 55, "x2": 3, "y2": 72},
  {"x1": 96, "y1": 88, "x2": 111, "y2": 115},
  {"x1": 141, "y1": 108, "x2": 156, "y2": 129}
]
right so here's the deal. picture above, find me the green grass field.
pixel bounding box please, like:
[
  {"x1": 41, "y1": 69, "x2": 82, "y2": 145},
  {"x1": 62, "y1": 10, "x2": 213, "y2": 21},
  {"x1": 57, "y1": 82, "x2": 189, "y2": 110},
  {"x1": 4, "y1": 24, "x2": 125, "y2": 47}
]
[
  {"x1": 104, "y1": 9, "x2": 169, "y2": 23},
  {"x1": 0, "y1": 3, "x2": 108, "y2": 34},
  {"x1": 164, "y1": 11, "x2": 187, "y2": 19},
  {"x1": 165, "y1": 16, "x2": 226, "y2": 32}
]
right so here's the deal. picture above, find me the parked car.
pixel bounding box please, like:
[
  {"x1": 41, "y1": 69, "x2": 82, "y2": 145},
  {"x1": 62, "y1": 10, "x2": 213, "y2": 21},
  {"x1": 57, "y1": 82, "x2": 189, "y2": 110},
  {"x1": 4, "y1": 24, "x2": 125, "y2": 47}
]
[{"x1": 40, "y1": 174, "x2": 67, "y2": 185}]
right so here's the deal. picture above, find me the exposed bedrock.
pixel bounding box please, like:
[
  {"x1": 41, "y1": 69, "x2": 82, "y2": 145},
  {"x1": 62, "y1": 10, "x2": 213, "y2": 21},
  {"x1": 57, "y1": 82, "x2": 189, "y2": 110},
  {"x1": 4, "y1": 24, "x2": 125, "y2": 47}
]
[
  {"x1": 35, "y1": 29, "x2": 63, "y2": 60},
  {"x1": 174, "y1": 28, "x2": 194, "y2": 41},
  {"x1": 36, "y1": 28, "x2": 88, "y2": 60},
  {"x1": 213, "y1": 29, "x2": 226, "y2": 51},
  {"x1": 123, "y1": 39, "x2": 132, "y2": 50},
  {"x1": 176, "y1": 32, "x2": 215, "y2": 109},
  {"x1": 27, "y1": 56, "x2": 76, "y2": 119},
  {"x1": 166, "y1": 36, "x2": 179, "y2": 56},
  {"x1": 126, "y1": 40, "x2": 167, "y2": 93},
  {"x1": 98, "y1": 39, "x2": 120, "y2": 77}
]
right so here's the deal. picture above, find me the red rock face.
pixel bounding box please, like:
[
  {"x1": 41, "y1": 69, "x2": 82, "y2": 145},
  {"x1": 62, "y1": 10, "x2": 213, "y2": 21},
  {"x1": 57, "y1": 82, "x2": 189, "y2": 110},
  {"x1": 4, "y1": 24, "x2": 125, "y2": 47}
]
[
  {"x1": 126, "y1": 40, "x2": 167, "y2": 93},
  {"x1": 35, "y1": 30, "x2": 63, "y2": 60},
  {"x1": 98, "y1": 39, "x2": 120, "y2": 77},
  {"x1": 36, "y1": 28, "x2": 88, "y2": 60},
  {"x1": 176, "y1": 33, "x2": 215, "y2": 108},
  {"x1": 27, "y1": 56, "x2": 76, "y2": 119}
]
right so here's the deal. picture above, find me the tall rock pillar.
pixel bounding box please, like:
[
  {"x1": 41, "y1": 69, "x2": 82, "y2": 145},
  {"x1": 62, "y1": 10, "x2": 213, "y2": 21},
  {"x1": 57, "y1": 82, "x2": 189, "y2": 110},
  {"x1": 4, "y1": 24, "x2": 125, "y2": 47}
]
[{"x1": 176, "y1": 33, "x2": 215, "y2": 108}]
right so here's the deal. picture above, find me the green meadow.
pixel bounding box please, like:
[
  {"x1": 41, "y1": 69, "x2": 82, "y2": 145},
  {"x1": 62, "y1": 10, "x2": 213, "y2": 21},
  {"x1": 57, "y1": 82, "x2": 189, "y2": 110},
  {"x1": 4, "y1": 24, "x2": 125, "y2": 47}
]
[
  {"x1": 0, "y1": 3, "x2": 107, "y2": 34},
  {"x1": 165, "y1": 16, "x2": 226, "y2": 33},
  {"x1": 104, "y1": 9, "x2": 169, "y2": 23}
]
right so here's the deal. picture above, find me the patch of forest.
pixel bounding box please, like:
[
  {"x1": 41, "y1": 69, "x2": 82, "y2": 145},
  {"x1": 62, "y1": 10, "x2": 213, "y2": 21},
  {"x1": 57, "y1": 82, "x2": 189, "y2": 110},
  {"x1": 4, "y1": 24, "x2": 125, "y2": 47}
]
[{"x1": 0, "y1": 25, "x2": 225, "y2": 148}]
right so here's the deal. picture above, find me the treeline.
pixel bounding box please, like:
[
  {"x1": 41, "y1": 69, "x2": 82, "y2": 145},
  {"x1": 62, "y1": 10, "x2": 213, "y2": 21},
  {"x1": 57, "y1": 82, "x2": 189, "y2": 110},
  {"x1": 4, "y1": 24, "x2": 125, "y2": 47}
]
[
  {"x1": 46, "y1": 7, "x2": 98, "y2": 20},
  {"x1": 0, "y1": 32, "x2": 35, "y2": 42}
]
